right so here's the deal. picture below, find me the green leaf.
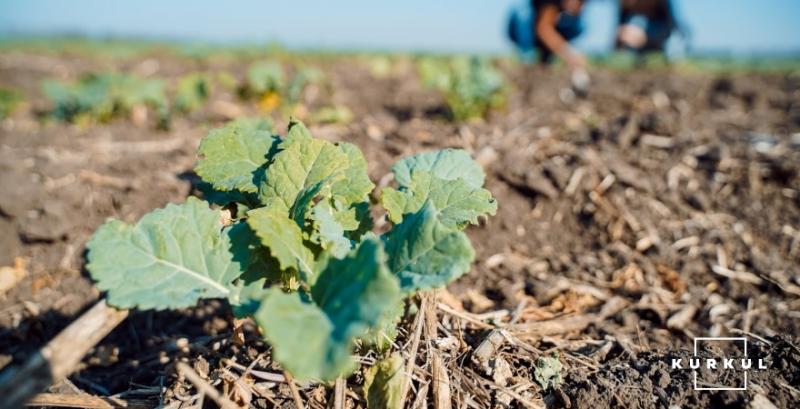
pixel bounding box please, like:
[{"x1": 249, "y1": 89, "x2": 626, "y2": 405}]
[
  {"x1": 381, "y1": 187, "x2": 410, "y2": 225},
  {"x1": 290, "y1": 179, "x2": 327, "y2": 226},
  {"x1": 534, "y1": 353, "x2": 562, "y2": 390},
  {"x1": 284, "y1": 118, "x2": 314, "y2": 145},
  {"x1": 330, "y1": 200, "x2": 373, "y2": 239},
  {"x1": 257, "y1": 122, "x2": 348, "y2": 211},
  {"x1": 392, "y1": 149, "x2": 485, "y2": 189},
  {"x1": 195, "y1": 120, "x2": 279, "y2": 193},
  {"x1": 346, "y1": 201, "x2": 374, "y2": 240},
  {"x1": 381, "y1": 171, "x2": 496, "y2": 229},
  {"x1": 332, "y1": 201, "x2": 360, "y2": 231},
  {"x1": 254, "y1": 289, "x2": 334, "y2": 378},
  {"x1": 361, "y1": 298, "x2": 404, "y2": 351},
  {"x1": 363, "y1": 353, "x2": 405, "y2": 409},
  {"x1": 331, "y1": 142, "x2": 375, "y2": 205},
  {"x1": 383, "y1": 202, "x2": 475, "y2": 292},
  {"x1": 310, "y1": 238, "x2": 400, "y2": 341},
  {"x1": 231, "y1": 279, "x2": 267, "y2": 318},
  {"x1": 312, "y1": 203, "x2": 352, "y2": 258},
  {"x1": 86, "y1": 197, "x2": 243, "y2": 310},
  {"x1": 227, "y1": 221, "x2": 283, "y2": 317},
  {"x1": 254, "y1": 237, "x2": 401, "y2": 380},
  {"x1": 247, "y1": 205, "x2": 315, "y2": 282}
]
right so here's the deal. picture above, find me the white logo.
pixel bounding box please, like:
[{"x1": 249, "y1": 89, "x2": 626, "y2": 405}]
[{"x1": 669, "y1": 337, "x2": 768, "y2": 391}]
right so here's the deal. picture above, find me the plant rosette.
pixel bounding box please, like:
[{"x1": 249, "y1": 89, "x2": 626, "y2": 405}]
[{"x1": 86, "y1": 118, "x2": 497, "y2": 381}]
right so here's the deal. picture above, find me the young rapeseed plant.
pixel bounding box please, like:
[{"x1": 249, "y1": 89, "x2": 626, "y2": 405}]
[{"x1": 86, "y1": 118, "x2": 497, "y2": 381}]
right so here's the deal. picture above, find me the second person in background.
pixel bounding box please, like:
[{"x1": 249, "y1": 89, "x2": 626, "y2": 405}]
[{"x1": 615, "y1": 0, "x2": 686, "y2": 55}]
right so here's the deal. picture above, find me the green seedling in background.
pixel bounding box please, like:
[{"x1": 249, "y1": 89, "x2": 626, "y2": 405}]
[
  {"x1": 418, "y1": 56, "x2": 507, "y2": 121},
  {"x1": 0, "y1": 88, "x2": 22, "y2": 119},
  {"x1": 310, "y1": 105, "x2": 354, "y2": 125},
  {"x1": 43, "y1": 72, "x2": 168, "y2": 127},
  {"x1": 243, "y1": 61, "x2": 324, "y2": 115},
  {"x1": 173, "y1": 73, "x2": 209, "y2": 114}
]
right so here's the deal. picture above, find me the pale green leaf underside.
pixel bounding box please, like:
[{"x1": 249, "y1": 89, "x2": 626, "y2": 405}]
[
  {"x1": 332, "y1": 202, "x2": 360, "y2": 231},
  {"x1": 258, "y1": 126, "x2": 348, "y2": 211},
  {"x1": 194, "y1": 121, "x2": 278, "y2": 193},
  {"x1": 364, "y1": 353, "x2": 405, "y2": 409},
  {"x1": 391, "y1": 149, "x2": 485, "y2": 189},
  {"x1": 247, "y1": 205, "x2": 315, "y2": 280},
  {"x1": 331, "y1": 201, "x2": 373, "y2": 241},
  {"x1": 312, "y1": 203, "x2": 352, "y2": 258},
  {"x1": 231, "y1": 277, "x2": 268, "y2": 318},
  {"x1": 255, "y1": 238, "x2": 401, "y2": 380},
  {"x1": 383, "y1": 203, "x2": 475, "y2": 292},
  {"x1": 381, "y1": 171, "x2": 496, "y2": 229},
  {"x1": 86, "y1": 197, "x2": 243, "y2": 310}
]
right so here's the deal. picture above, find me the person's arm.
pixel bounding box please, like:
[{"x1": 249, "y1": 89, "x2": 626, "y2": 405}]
[{"x1": 535, "y1": 4, "x2": 585, "y2": 68}]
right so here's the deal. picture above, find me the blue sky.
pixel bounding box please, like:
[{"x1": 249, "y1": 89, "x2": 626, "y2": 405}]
[{"x1": 1, "y1": 0, "x2": 799, "y2": 54}]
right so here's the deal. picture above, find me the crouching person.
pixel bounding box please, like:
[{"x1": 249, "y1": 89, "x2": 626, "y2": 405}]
[
  {"x1": 532, "y1": 0, "x2": 587, "y2": 69},
  {"x1": 616, "y1": 0, "x2": 686, "y2": 55}
]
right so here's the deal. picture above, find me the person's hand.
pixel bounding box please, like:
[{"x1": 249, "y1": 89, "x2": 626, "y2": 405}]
[
  {"x1": 571, "y1": 67, "x2": 591, "y2": 93},
  {"x1": 618, "y1": 24, "x2": 647, "y2": 49},
  {"x1": 564, "y1": 48, "x2": 586, "y2": 70}
]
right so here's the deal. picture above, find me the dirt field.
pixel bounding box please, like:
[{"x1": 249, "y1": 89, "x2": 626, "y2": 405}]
[{"x1": 1, "y1": 48, "x2": 799, "y2": 408}]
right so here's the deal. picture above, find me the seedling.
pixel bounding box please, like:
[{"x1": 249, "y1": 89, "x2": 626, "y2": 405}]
[
  {"x1": 0, "y1": 87, "x2": 21, "y2": 119},
  {"x1": 173, "y1": 73, "x2": 209, "y2": 114},
  {"x1": 418, "y1": 57, "x2": 507, "y2": 121},
  {"x1": 43, "y1": 73, "x2": 168, "y2": 126},
  {"x1": 310, "y1": 105, "x2": 354, "y2": 125},
  {"x1": 86, "y1": 118, "x2": 496, "y2": 381},
  {"x1": 243, "y1": 61, "x2": 323, "y2": 113}
]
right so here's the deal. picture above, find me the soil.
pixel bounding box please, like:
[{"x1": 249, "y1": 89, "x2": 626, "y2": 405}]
[{"x1": 0, "y1": 48, "x2": 798, "y2": 408}]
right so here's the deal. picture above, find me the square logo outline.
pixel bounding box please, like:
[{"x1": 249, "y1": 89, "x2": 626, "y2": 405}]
[{"x1": 692, "y1": 337, "x2": 748, "y2": 391}]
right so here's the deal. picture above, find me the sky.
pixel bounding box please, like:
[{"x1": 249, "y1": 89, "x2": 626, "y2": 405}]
[{"x1": 1, "y1": 0, "x2": 799, "y2": 55}]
